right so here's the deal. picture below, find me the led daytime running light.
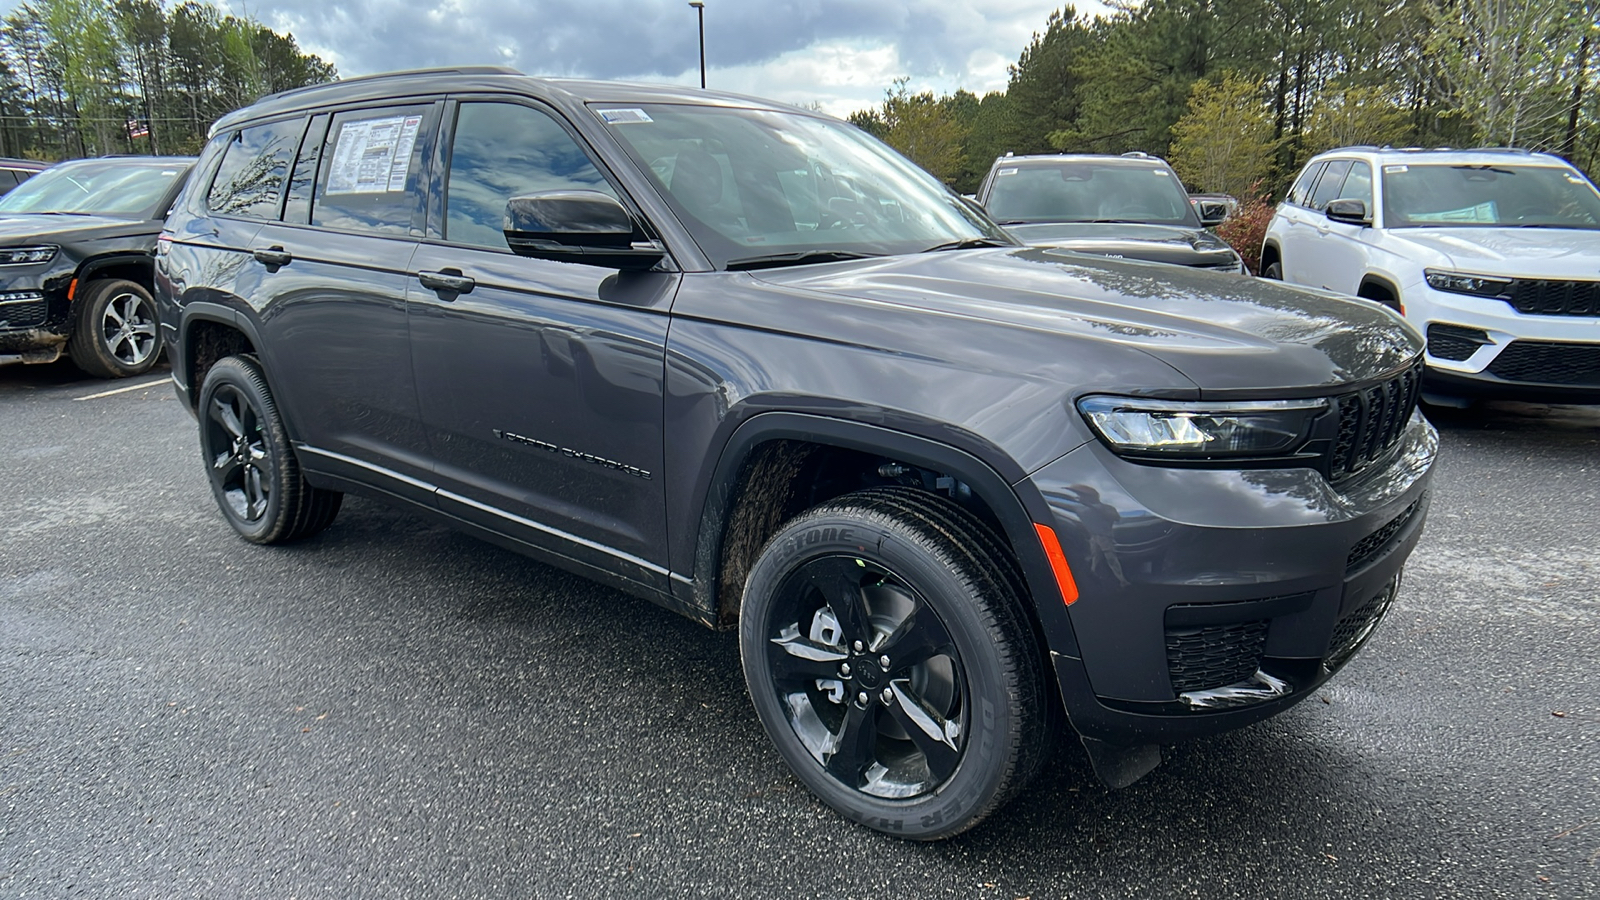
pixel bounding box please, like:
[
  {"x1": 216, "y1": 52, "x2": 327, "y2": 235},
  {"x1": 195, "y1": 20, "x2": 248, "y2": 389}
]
[{"x1": 1424, "y1": 269, "x2": 1511, "y2": 297}]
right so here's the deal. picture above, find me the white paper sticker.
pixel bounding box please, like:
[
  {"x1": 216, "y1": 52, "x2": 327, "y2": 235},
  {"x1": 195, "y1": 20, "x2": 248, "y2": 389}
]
[
  {"x1": 327, "y1": 114, "x2": 422, "y2": 195},
  {"x1": 1383, "y1": 164, "x2": 1408, "y2": 174},
  {"x1": 599, "y1": 108, "x2": 653, "y2": 124},
  {"x1": 997, "y1": 167, "x2": 1018, "y2": 176}
]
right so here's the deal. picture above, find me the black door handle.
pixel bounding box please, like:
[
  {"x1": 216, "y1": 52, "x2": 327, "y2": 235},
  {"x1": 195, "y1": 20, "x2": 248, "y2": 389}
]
[
  {"x1": 251, "y1": 245, "x2": 292, "y2": 268},
  {"x1": 418, "y1": 268, "x2": 475, "y2": 297}
]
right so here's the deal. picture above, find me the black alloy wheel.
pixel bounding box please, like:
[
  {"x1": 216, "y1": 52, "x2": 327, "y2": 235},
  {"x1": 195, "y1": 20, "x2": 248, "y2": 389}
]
[
  {"x1": 740, "y1": 487, "x2": 1049, "y2": 840},
  {"x1": 197, "y1": 355, "x2": 342, "y2": 544},
  {"x1": 67, "y1": 278, "x2": 162, "y2": 378}
]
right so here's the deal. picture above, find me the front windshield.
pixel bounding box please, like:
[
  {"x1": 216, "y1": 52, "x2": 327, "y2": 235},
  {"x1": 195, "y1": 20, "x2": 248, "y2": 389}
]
[
  {"x1": 594, "y1": 104, "x2": 1007, "y2": 268},
  {"x1": 0, "y1": 161, "x2": 186, "y2": 217},
  {"x1": 985, "y1": 162, "x2": 1200, "y2": 226},
  {"x1": 1381, "y1": 163, "x2": 1600, "y2": 229}
]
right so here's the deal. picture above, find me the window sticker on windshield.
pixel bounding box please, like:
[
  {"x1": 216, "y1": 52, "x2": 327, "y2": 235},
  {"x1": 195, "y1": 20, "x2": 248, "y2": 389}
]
[
  {"x1": 997, "y1": 167, "x2": 1017, "y2": 176},
  {"x1": 1566, "y1": 173, "x2": 1586, "y2": 183},
  {"x1": 326, "y1": 114, "x2": 421, "y2": 194},
  {"x1": 1384, "y1": 164, "x2": 1408, "y2": 174},
  {"x1": 161, "y1": 170, "x2": 177, "y2": 176},
  {"x1": 599, "y1": 108, "x2": 653, "y2": 124},
  {"x1": 1154, "y1": 169, "x2": 1171, "y2": 176}
]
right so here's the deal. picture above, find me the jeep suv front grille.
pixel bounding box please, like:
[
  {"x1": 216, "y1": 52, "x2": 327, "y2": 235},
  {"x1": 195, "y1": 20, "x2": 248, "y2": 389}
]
[
  {"x1": 1327, "y1": 363, "x2": 1422, "y2": 482},
  {"x1": 0, "y1": 292, "x2": 46, "y2": 331},
  {"x1": 1485, "y1": 341, "x2": 1600, "y2": 386},
  {"x1": 1165, "y1": 620, "x2": 1269, "y2": 694},
  {"x1": 1502, "y1": 278, "x2": 1600, "y2": 317}
]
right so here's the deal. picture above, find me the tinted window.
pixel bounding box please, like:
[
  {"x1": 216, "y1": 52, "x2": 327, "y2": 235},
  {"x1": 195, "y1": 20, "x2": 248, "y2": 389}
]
[
  {"x1": 0, "y1": 170, "x2": 18, "y2": 189},
  {"x1": 1382, "y1": 163, "x2": 1600, "y2": 229},
  {"x1": 1339, "y1": 161, "x2": 1373, "y2": 207},
  {"x1": 312, "y1": 104, "x2": 433, "y2": 236},
  {"x1": 445, "y1": 102, "x2": 617, "y2": 250},
  {"x1": 207, "y1": 118, "x2": 303, "y2": 218},
  {"x1": 0, "y1": 160, "x2": 188, "y2": 217},
  {"x1": 1287, "y1": 163, "x2": 1325, "y2": 207},
  {"x1": 283, "y1": 113, "x2": 330, "y2": 225},
  {"x1": 1308, "y1": 160, "x2": 1353, "y2": 210}
]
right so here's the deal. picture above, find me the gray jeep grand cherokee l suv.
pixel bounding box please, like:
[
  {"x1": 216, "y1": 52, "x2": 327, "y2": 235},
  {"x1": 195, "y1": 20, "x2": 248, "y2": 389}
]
[{"x1": 156, "y1": 67, "x2": 1435, "y2": 839}]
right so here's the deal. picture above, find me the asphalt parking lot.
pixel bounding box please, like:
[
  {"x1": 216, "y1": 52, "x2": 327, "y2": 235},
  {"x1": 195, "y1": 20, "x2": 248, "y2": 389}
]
[{"x1": 2, "y1": 360, "x2": 1597, "y2": 899}]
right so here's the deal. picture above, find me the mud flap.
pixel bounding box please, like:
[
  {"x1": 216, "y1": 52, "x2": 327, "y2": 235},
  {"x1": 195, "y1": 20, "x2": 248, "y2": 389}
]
[{"x1": 1079, "y1": 736, "x2": 1162, "y2": 789}]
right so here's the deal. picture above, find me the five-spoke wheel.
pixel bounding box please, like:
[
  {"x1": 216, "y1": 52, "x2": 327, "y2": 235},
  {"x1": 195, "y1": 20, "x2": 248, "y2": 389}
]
[
  {"x1": 197, "y1": 355, "x2": 342, "y2": 544},
  {"x1": 68, "y1": 278, "x2": 162, "y2": 378},
  {"x1": 740, "y1": 486, "x2": 1049, "y2": 839}
]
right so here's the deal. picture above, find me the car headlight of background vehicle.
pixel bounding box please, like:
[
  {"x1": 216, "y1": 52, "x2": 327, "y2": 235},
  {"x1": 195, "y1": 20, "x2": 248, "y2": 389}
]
[
  {"x1": 1077, "y1": 396, "x2": 1329, "y2": 457},
  {"x1": 1424, "y1": 269, "x2": 1511, "y2": 298},
  {"x1": 0, "y1": 245, "x2": 59, "y2": 265}
]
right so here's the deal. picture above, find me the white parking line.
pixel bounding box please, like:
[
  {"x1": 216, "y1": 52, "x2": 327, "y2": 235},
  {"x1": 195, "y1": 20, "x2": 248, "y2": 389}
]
[{"x1": 74, "y1": 377, "x2": 169, "y2": 401}]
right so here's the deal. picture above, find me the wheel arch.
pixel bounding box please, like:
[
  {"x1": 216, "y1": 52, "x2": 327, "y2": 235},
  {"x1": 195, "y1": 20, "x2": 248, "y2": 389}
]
[
  {"x1": 1258, "y1": 239, "x2": 1281, "y2": 272},
  {"x1": 1357, "y1": 274, "x2": 1402, "y2": 310},
  {"x1": 688, "y1": 411, "x2": 1081, "y2": 659},
  {"x1": 176, "y1": 301, "x2": 264, "y2": 412},
  {"x1": 73, "y1": 252, "x2": 155, "y2": 293}
]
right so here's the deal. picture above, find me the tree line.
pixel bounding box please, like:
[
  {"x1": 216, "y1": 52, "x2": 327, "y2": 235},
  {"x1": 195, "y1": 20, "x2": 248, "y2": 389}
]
[
  {"x1": 849, "y1": 1, "x2": 1600, "y2": 199},
  {"x1": 0, "y1": 0, "x2": 335, "y2": 161}
]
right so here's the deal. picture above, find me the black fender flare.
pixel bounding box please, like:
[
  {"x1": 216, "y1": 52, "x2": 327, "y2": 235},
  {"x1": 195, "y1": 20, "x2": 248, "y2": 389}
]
[
  {"x1": 75, "y1": 252, "x2": 156, "y2": 288},
  {"x1": 174, "y1": 300, "x2": 268, "y2": 403},
  {"x1": 683, "y1": 410, "x2": 1082, "y2": 659}
]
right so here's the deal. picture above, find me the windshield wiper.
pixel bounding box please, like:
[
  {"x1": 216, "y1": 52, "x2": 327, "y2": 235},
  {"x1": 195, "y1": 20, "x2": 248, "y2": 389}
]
[
  {"x1": 725, "y1": 249, "x2": 882, "y2": 271},
  {"x1": 920, "y1": 237, "x2": 1011, "y2": 252}
]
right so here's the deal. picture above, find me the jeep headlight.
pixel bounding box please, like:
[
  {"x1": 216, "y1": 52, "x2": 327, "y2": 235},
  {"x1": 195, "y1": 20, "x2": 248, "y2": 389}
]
[
  {"x1": 1077, "y1": 396, "x2": 1328, "y2": 457},
  {"x1": 0, "y1": 245, "x2": 58, "y2": 265},
  {"x1": 1423, "y1": 269, "x2": 1511, "y2": 298}
]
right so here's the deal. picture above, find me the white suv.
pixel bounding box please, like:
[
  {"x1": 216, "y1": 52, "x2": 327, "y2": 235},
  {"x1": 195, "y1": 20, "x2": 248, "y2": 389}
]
[{"x1": 1261, "y1": 147, "x2": 1600, "y2": 404}]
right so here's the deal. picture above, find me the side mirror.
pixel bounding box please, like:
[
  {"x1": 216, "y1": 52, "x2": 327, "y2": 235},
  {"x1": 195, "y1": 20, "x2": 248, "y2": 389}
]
[
  {"x1": 1196, "y1": 201, "x2": 1229, "y2": 227},
  {"x1": 504, "y1": 191, "x2": 665, "y2": 271},
  {"x1": 1325, "y1": 198, "x2": 1371, "y2": 226}
]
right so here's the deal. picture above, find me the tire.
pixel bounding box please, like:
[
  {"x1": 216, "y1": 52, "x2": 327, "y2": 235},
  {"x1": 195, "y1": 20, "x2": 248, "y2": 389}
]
[
  {"x1": 1261, "y1": 260, "x2": 1283, "y2": 280},
  {"x1": 67, "y1": 278, "x2": 163, "y2": 378},
  {"x1": 197, "y1": 355, "x2": 342, "y2": 544},
  {"x1": 740, "y1": 486, "x2": 1050, "y2": 840}
]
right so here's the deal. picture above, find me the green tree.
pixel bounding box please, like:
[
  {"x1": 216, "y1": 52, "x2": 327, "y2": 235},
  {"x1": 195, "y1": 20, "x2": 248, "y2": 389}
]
[
  {"x1": 874, "y1": 78, "x2": 967, "y2": 184},
  {"x1": 1168, "y1": 72, "x2": 1280, "y2": 199},
  {"x1": 1302, "y1": 84, "x2": 1414, "y2": 154}
]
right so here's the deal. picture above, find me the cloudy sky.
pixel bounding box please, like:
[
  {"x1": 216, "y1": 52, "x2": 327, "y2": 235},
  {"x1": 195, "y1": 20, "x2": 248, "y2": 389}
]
[{"x1": 223, "y1": 0, "x2": 1112, "y2": 117}]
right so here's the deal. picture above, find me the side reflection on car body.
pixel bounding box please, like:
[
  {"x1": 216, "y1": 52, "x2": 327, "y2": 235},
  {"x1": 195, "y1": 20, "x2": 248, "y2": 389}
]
[{"x1": 157, "y1": 67, "x2": 1436, "y2": 840}]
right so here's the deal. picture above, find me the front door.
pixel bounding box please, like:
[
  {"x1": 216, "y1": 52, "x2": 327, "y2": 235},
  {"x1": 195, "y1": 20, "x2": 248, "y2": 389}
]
[{"x1": 407, "y1": 98, "x2": 678, "y2": 589}]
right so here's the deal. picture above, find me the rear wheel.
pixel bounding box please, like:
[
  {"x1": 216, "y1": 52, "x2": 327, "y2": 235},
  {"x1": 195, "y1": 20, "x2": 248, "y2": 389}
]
[
  {"x1": 740, "y1": 486, "x2": 1049, "y2": 839},
  {"x1": 197, "y1": 355, "x2": 342, "y2": 544},
  {"x1": 67, "y1": 278, "x2": 161, "y2": 378}
]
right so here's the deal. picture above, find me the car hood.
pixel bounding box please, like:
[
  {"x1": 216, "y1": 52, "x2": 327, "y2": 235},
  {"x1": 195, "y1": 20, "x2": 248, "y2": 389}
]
[
  {"x1": 1004, "y1": 222, "x2": 1240, "y2": 268},
  {"x1": 753, "y1": 247, "x2": 1420, "y2": 393},
  {"x1": 0, "y1": 212, "x2": 155, "y2": 244},
  {"x1": 1388, "y1": 227, "x2": 1600, "y2": 276}
]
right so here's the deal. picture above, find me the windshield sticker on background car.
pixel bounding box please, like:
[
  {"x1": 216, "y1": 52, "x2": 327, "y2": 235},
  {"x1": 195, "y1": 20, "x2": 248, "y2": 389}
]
[
  {"x1": 997, "y1": 167, "x2": 1017, "y2": 176},
  {"x1": 1384, "y1": 164, "x2": 1408, "y2": 174},
  {"x1": 326, "y1": 114, "x2": 421, "y2": 194},
  {"x1": 598, "y1": 108, "x2": 653, "y2": 124}
]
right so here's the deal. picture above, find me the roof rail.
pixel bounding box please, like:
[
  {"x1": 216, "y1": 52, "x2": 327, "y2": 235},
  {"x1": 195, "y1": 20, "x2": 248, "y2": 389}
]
[
  {"x1": 1121, "y1": 151, "x2": 1150, "y2": 159},
  {"x1": 1465, "y1": 146, "x2": 1536, "y2": 154},
  {"x1": 256, "y1": 65, "x2": 524, "y2": 104}
]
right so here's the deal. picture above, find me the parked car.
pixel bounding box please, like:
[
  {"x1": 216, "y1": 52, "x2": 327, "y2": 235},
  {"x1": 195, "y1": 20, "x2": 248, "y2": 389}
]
[
  {"x1": 158, "y1": 67, "x2": 1434, "y2": 840},
  {"x1": 975, "y1": 152, "x2": 1246, "y2": 272},
  {"x1": 1188, "y1": 191, "x2": 1239, "y2": 219},
  {"x1": 0, "y1": 157, "x2": 48, "y2": 195},
  {"x1": 0, "y1": 155, "x2": 195, "y2": 376},
  {"x1": 1261, "y1": 147, "x2": 1600, "y2": 404}
]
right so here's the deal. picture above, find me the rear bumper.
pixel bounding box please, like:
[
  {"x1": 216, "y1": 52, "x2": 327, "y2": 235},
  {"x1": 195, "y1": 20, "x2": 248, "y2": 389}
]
[{"x1": 1026, "y1": 412, "x2": 1436, "y2": 746}]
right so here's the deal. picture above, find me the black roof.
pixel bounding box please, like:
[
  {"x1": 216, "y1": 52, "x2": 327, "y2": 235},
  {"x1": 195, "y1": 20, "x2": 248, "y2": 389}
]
[{"x1": 213, "y1": 67, "x2": 811, "y2": 135}]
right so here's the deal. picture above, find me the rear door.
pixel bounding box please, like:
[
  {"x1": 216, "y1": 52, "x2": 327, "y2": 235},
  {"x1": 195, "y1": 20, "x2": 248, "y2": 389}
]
[
  {"x1": 248, "y1": 101, "x2": 441, "y2": 503},
  {"x1": 406, "y1": 97, "x2": 678, "y2": 590}
]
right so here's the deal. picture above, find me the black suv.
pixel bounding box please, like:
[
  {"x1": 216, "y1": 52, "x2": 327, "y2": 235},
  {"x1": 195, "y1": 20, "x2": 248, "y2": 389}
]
[
  {"x1": 157, "y1": 68, "x2": 1435, "y2": 839},
  {"x1": 0, "y1": 156, "x2": 194, "y2": 376},
  {"x1": 977, "y1": 152, "x2": 1246, "y2": 273}
]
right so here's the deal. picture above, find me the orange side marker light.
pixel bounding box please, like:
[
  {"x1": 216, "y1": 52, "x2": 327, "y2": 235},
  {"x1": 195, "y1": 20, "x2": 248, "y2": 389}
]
[
  {"x1": 67, "y1": 277, "x2": 78, "y2": 301},
  {"x1": 1033, "y1": 522, "x2": 1079, "y2": 606}
]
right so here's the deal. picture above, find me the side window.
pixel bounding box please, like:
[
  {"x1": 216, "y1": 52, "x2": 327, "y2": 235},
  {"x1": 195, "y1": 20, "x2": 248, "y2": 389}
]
[
  {"x1": 1338, "y1": 161, "x2": 1373, "y2": 207},
  {"x1": 1308, "y1": 160, "x2": 1353, "y2": 211},
  {"x1": 444, "y1": 101, "x2": 618, "y2": 251},
  {"x1": 313, "y1": 104, "x2": 434, "y2": 236},
  {"x1": 283, "y1": 113, "x2": 330, "y2": 225},
  {"x1": 1287, "y1": 163, "x2": 1325, "y2": 208},
  {"x1": 207, "y1": 117, "x2": 305, "y2": 219}
]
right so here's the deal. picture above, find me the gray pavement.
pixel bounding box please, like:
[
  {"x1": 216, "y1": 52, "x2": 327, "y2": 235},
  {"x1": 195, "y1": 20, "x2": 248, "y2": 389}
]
[{"x1": 2, "y1": 359, "x2": 1597, "y2": 899}]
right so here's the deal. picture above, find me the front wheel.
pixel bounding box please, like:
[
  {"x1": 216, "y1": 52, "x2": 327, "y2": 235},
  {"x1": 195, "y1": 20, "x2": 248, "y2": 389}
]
[
  {"x1": 1261, "y1": 260, "x2": 1283, "y2": 280},
  {"x1": 197, "y1": 355, "x2": 342, "y2": 544},
  {"x1": 67, "y1": 278, "x2": 161, "y2": 378},
  {"x1": 740, "y1": 487, "x2": 1050, "y2": 840}
]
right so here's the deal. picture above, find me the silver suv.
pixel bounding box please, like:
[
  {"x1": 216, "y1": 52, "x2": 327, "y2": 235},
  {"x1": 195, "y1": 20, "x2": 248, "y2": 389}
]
[{"x1": 1261, "y1": 147, "x2": 1600, "y2": 404}]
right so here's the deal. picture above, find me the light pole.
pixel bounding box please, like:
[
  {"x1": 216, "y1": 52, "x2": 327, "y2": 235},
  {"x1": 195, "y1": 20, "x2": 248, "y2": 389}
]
[{"x1": 689, "y1": 1, "x2": 705, "y2": 89}]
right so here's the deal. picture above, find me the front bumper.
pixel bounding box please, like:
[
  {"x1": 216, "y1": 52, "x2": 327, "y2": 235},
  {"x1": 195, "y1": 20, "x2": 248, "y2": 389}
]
[
  {"x1": 1028, "y1": 411, "x2": 1436, "y2": 747},
  {"x1": 1408, "y1": 284, "x2": 1600, "y2": 401},
  {"x1": 0, "y1": 270, "x2": 71, "y2": 362}
]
